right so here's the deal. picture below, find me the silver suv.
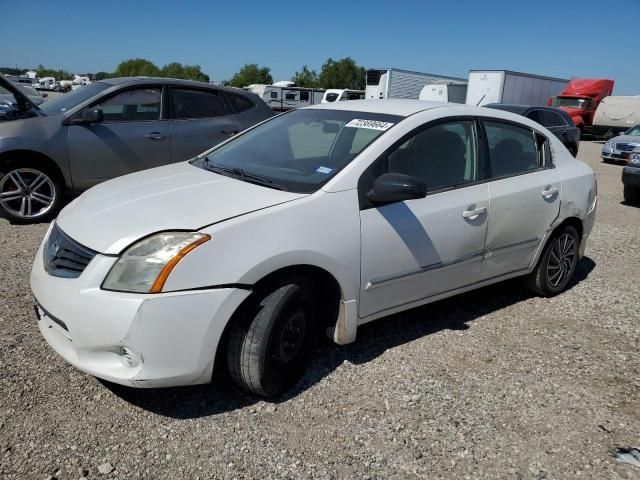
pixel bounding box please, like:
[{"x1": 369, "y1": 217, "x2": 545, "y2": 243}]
[{"x1": 0, "y1": 75, "x2": 274, "y2": 223}]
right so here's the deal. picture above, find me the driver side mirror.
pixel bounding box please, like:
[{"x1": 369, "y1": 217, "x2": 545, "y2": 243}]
[
  {"x1": 70, "y1": 108, "x2": 104, "y2": 125},
  {"x1": 367, "y1": 173, "x2": 427, "y2": 205}
]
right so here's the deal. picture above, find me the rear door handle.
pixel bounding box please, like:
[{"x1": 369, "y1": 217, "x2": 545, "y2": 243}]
[
  {"x1": 541, "y1": 186, "x2": 559, "y2": 198},
  {"x1": 144, "y1": 132, "x2": 164, "y2": 140},
  {"x1": 462, "y1": 206, "x2": 487, "y2": 220}
]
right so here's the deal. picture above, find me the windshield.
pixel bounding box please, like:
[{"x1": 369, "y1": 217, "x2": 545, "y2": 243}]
[
  {"x1": 325, "y1": 93, "x2": 340, "y2": 102},
  {"x1": 551, "y1": 97, "x2": 587, "y2": 109},
  {"x1": 39, "y1": 82, "x2": 110, "y2": 114},
  {"x1": 624, "y1": 125, "x2": 640, "y2": 136},
  {"x1": 193, "y1": 109, "x2": 401, "y2": 193}
]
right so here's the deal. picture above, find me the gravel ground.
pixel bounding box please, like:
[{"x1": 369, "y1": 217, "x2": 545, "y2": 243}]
[{"x1": 1, "y1": 141, "x2": 639, "y2": 479}]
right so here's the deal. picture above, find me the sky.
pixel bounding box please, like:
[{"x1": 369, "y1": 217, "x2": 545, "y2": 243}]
[{"x1": 1, "y1": 0, "x2": 638, "y2": 94}]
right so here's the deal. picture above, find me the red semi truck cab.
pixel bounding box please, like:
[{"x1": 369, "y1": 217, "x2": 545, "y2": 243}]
[{"x1": 548, "y1": 79, "x2": 614, "y2": 135}]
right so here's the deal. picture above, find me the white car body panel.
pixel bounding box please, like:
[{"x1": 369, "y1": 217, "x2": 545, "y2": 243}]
[
  {"x1": 56, "y1": 161, "x2": 306, "y2": 254},
  {"x1": 31, "y1": 100, "x2": 597, "y2": 388}
]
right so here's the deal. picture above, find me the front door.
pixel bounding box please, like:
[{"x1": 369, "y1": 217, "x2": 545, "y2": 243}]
[
  {"x1": 359, "y1": 119, "x2": 489, "y2": 318},
  {"x1": 480, "y1": 119, "x2": 561, "y2": 280},
  {"x1": 68, "y1": 86, "x2": 170, "y2": 191}
]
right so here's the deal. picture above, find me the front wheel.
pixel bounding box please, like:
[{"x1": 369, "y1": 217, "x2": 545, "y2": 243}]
[
  {"x1": 525, "y1": 226, "x2": 580, "y2": 296},
  {"x1": 0, "y1": 164, "x2": 62, "y2": 223},
  {"x1": 226, "y1": 277, "x2": 319, "y2": 397}
]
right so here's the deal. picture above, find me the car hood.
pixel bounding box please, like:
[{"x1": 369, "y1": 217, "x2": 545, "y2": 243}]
[
  {"x1": 610, "y1": 135, "x2": 640, "y2": 145},
  {"x1": 56, "y1": 162, "x2": 307, "y2": 254}
]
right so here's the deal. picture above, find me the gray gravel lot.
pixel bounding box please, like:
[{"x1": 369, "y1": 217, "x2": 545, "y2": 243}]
[{"x1": 1, "y1": 141, "x2": 639, "y2": 479}]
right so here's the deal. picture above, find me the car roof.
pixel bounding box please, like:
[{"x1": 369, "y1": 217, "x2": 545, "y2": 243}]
[
  {"x1": 308, "y1": 99, "x2": 450, "y2": 117},
  {"x1": 95, "y1": 77, "x2": 252, "y2": 96}
]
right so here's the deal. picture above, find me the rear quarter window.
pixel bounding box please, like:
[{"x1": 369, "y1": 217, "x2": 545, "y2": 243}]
[{"x1": 226, "y1": 92, "x2": 255, "y2": 113}]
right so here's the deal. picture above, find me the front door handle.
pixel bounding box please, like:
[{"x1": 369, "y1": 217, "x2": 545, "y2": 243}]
[
  {"x1": 220, "y1": 130, "x2": 238, "y2": 136},
  {"x1": 462, "y1": 206, "x2": 487, "y2": 220},
  {"x1": 541, "y1": 186, "x2": 559, "y2": 199},
  {"x1": 144, "y1": 132, "x2": 164, "y2": 140}
]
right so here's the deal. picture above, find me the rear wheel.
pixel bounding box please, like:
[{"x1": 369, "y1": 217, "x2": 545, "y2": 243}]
[
  {"x1": 226, "y1": 276, "x2": 319, "y2": 397},
  {"x1": 624, "y1": 186, "x2": 640, "y2": 205},
  {"x1": 525, "y1": 226, "x2": 580, "y2": 296},
  {"x1": 0, "y1": 162, "x2": 62, "y2": 223}
]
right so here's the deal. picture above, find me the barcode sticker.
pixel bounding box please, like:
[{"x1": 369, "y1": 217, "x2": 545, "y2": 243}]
[{"x1": 345, "y1": 119, "x2": 394, "y2": 131}]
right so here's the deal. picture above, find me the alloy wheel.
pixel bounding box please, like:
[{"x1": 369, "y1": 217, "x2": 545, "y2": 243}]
[
  {"x1": 0, "y1": 168, "x2": 57, "y2": 220},
  {"x1": 546, "y1": 233, "x2": 577, "y2": 288}
]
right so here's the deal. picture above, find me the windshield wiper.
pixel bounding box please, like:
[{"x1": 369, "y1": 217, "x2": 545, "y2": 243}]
[{"x1": 204, "y1": 158, "x2": 286, "y2": 191}]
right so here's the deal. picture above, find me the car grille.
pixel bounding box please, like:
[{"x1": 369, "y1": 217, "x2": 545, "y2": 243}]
[
  {"x1": 615, "y1": 143, "x2": 638, "y2": 152},
  {"x1": 44, "y1": 224, "x2": 97, "y2": 278}
]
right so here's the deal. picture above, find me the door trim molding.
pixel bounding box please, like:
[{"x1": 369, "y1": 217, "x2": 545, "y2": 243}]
[{"x1": 364, "y1": 250, "x2": 484, "y2": 291}]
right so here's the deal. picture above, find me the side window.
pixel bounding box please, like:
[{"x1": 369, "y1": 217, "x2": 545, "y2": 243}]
[
  {"x1": 225, "y1": 93, "x2": 254, "y2": 113},
  {"x1": 387, "y1": 120, "x2": 478, "y2": 191},
  {"x1": 542, "y1": 111, "x2": 565, "y2": 127},
  {"x1": 484, "y1": 121, "x2": 540, "y2": 177},
  {"x1": 171, "y1": 88, "x2": 226, "y2": 119},
  {"x1": 300, "y1": 91, "x2": 310, "y2": 102},
  {"x1": 94, "y1": 88, "x2": 161, "y2": 122},
  {"x1": 285, "y1": 92, "x2": 296, "y2": 101},
  {"x1": 527, "y1": 110, "x2": 544, "y2": 125},
  {"x1": 270, "y1": 91, "x2": 278, "y2": 99}
]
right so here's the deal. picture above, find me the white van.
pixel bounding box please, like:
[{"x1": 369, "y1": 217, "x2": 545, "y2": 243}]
[{"x1": 321, "y1": 89, "x2": 365, "y2": 103}]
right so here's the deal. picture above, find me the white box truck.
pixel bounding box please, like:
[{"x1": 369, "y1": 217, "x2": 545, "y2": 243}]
[
  {"x1": 366, "y1": 68, "x2": 466, "y2": 100},
  {"x1": 593, "y1": 96, "x2": 640, "y2": 139},
  {"x1": 419, "y1": 82, "x2": 468, "y2": 103},
  {"x1": 466, "y1": 70, "x2": 568, "y2": 106}
]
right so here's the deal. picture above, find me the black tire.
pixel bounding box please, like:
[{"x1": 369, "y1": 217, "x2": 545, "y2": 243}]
[
  {"x1": 0, "y1": 160, "x2": 63, "y2": 223},
  {"x1": 624, "y1": 186, "x2": 640, "y2": 205},
  {"x1": 525, "y1": 225, "x2": 580, "y2": 297},
  {"x1": 227, "y1": 276, "x2": 319, "y2": 397}
]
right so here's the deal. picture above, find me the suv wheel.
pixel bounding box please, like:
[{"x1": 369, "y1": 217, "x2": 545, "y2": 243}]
[
  {"x1": 0, "y1": 164, "x2": 62, "y2": 223},
  {"x1": 525, "y1": 225, "x2": 580, "y2": 296},
  {"x1": 227, "y1": 276, "x2": 319, "y2": 397}
]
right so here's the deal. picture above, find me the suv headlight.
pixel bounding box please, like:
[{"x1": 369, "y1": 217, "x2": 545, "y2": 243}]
[
  {"x1": 603, "y1": 140, "x2": 612, "y2": 148},
  {"x1": 102, "y1": 232, "x2": 210, "y2": 293},
  {"x1": 629, "y1": 153, "x2": 640, "y2": 166}
]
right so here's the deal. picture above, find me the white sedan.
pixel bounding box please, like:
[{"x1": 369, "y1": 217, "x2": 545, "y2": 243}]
[{"x1": 31, "y1": 100, "x2": 597, "y2": 397}]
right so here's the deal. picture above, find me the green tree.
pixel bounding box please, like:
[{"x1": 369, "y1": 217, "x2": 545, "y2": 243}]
[
  {"x1": 35, "y1": 64, "x2": 73, "y2": 80},
  {"x1": 94, "y1": 71, "x2": 112, "y2": 80},
  {"x1": 113, "y1": 58, "x2": 160, "y2": 77},
  {"x1": 318, "y1": 57, "x2": 366, "y2": 90},
  {"x1": 0, "y1": 67, "x2": 25, "y2": 76},
  {"x1": 227, "y1": 64, "x2": 273, "y2": 88},
  {"x1": 160, "y1": 62, "x2": 209, "y2": 82},
  {"x1": 291, "y1": 65, "x2": 320, "y2": 88}
]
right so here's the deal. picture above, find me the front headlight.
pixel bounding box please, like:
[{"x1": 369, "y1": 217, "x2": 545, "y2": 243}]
[
  {"x1": 102, "y1": 232, "x2": 210, "y2": 293},
  {"x1": 629, "y1": 153, "x2": 640, "y2": 166},
  {"x1": 603, "y1": 140, "x2": 612, "y2": 148}
]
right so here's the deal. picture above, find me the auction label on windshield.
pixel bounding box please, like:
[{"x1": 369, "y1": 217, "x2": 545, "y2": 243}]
[{"x1": 345, "y1": 119, "x2": 394, "y2": 131}]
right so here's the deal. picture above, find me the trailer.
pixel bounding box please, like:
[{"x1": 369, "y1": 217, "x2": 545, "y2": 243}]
[
  {"x1": 419, "y1": 82, "x2": 468, "y2": 103},
  {"x1": 593, "y1": 96, "x2": 640, "y2": 139},
  {"x1": 466, "y1": 70, "x2": 568, "y2": 107},
  {"x1": 246, "y1": 84, "x2": 325, "y2": 111},
  {"x1": 365, "y1": 68, "x2": 466, "y2": 100}
]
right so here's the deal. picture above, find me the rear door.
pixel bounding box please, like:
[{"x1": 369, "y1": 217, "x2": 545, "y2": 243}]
[
  {"x1": 479, "y1": 118, "x2": 561, "y2": 280},
  {"x1": 168, "y1": 87, "x2": 241, "y2": 161},
  {"x1": 67, "y1": 85, "x2": 170, "y2": 190}
]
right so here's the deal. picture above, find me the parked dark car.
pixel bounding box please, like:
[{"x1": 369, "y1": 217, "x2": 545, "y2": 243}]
[
  {"x1": 622, "y1": 147, "x2": 640, "y2": 204},
  {"x1": 0, "y1": 74, "x2": 274, "y2": 223},
  {"x1": 486, "y1": 104, "x2": 580, "y2": 157}
]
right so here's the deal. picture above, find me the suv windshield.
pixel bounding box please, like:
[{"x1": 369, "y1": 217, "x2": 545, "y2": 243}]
[
  {"x1": 552, "y1": 97, "x2": 588, "y2": 109},
  {"x1": 39, "y1": 82, "x2": 110, "y2": 114},
  {"x1": 193, "y1": 109, "x2": 401, "y2": 193},
  {"x1": 624, "y1": 125, "x2": 640, "y2": 136}
]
